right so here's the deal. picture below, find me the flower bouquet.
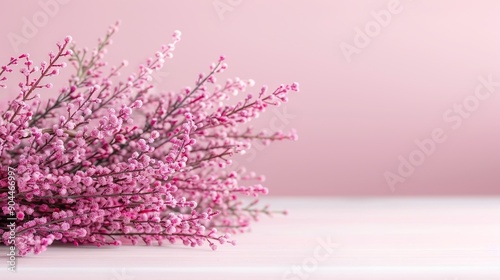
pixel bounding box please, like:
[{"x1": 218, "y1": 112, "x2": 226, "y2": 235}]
[{"x1": 0, "y1": 22, "x2": 298, "y2": 256}]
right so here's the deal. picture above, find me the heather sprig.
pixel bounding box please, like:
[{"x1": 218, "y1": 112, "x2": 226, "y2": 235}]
[{"x1": 0, "y1": 23, "x2": 298, "y2": 255}]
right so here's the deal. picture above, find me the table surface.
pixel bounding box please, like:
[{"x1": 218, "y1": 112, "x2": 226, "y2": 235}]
[{"x1": 2, "y1": 197, "x2": 500, "y2": 280}]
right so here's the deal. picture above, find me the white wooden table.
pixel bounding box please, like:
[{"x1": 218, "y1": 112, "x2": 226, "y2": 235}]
[{"x1": 2, "y1": 198, "x2": 500, "y2": 280}]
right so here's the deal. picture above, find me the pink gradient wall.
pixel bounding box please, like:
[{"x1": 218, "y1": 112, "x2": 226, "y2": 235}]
[{"x1": 1, "y1": 0, "x2": 500, "y2": 196}]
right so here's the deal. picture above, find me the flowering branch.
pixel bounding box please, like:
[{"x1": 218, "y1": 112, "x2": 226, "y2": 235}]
[{"x1": 0, "y1": 23, "x2": 298, "y2": 256}]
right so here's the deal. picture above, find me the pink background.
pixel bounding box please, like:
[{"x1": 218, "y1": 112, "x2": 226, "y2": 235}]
[{"x1": 1, "y1": 0, "x2": 499, "y2": 196}]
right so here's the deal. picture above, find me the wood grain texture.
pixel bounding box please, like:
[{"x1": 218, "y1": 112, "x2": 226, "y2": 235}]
[{"x1": 2, "y1": 197, "x2": 500, "y2": 279}]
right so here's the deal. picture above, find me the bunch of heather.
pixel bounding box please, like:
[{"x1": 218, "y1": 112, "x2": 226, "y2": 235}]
[{"x1": 0, "y1": 22, "x2": 298, "y2": 255}]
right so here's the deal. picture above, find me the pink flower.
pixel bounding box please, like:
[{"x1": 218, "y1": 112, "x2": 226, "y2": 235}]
[{"x1": 0, "y1": 23, "x2": 297, "y2": 256}]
